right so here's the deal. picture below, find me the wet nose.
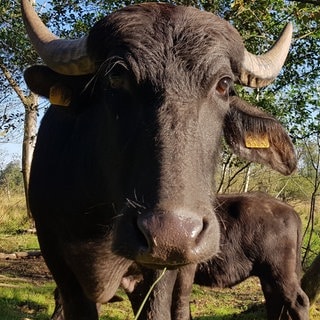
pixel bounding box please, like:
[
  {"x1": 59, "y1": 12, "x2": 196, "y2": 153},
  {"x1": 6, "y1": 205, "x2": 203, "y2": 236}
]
[{"x1": 136, "y1": 208, "x2": 219, "y2": 267}]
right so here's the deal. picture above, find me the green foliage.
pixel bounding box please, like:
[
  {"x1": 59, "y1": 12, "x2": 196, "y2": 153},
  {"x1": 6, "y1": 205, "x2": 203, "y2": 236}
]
[
  {"x1": 0, "y1": 161, "x2": 24, "y2": 196},
  {"x1": 0, "y1": 0, "x2": 39, "y2": 69}
]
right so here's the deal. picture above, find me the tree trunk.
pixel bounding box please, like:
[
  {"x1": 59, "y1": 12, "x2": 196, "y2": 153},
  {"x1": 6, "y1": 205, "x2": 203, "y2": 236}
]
[
  {"x1": 301, "y1": 253, "x2": 320, "y2": 306},
  {"x1": 22, "y1": 93, "x2": 38, "y2": 217},
  {"x1": 0, "y1": 61, "x2": 38, "y2": 217}
]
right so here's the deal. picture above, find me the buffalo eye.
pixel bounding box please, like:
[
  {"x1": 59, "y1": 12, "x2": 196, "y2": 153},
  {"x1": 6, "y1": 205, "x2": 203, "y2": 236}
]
[
  {"x1": 108, "y1": 72, "x2": 131, "y2": 91},
  {"x1": 106, "y1": 64, "x2": 133, "y2": 92},
  {"x1": 215, "y1": 77, "x2": 232, "y2": 97},
  {"x1": 109, "y1": 74, "x2": 125, "y2": 89}
]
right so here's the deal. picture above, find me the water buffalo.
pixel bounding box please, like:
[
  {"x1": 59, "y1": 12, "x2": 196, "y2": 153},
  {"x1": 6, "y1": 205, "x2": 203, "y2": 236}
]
[
  {"x1": 128, "y1": 193, "x2": 309, "y2": 320},
  {"x1": 21, "y1": 0, "x2": 296, "y2": 319},
  {"x1": 194, "y1": 193, "x2": 310, "y2": 320}
]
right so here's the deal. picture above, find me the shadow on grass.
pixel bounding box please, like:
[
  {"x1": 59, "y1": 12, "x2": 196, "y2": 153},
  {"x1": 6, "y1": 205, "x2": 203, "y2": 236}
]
[
  {"x1": 194, "y1": 303, "x2": 266, "y2": 320},
  {"x1": 0, "y1": 297, "x2": 267, "y2": 320},
  {"x1": 0, "y1": 297, "x2": 50, "y2": 320}
]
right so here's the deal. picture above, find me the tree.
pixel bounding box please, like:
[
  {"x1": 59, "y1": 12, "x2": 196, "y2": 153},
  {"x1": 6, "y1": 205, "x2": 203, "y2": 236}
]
[
  {"x1": 0, "y1": 0, "x2": 40, "y2": 215},
  {"x1": 0, "y1": 160, "x2": 24, "y2": 196}
]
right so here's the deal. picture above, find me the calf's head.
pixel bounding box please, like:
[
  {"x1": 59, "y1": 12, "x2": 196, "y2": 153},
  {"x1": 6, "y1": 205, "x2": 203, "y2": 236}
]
[{"x1": 22, "y1": 1, "x2": 296, "y2": 268}]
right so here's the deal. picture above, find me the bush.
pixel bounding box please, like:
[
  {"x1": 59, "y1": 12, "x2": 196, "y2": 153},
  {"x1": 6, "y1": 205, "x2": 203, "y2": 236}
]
[{"x1": 0, "y1": 194, "x2": 32, "y2": 234}]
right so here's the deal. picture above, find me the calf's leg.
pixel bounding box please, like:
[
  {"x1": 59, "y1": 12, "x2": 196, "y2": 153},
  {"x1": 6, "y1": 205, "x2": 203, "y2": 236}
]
[
  {"x1": 281, "y1": 286, "x2": 309, "y2": 320},
  {"x1": 260, "y1": 277, "x2": 309, "y2": 320}
]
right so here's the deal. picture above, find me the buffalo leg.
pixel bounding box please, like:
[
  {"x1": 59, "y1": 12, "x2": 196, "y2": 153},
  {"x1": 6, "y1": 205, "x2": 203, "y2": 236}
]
[
  {"x1": 128, "y1": 264, "x2": 195, "y2": 320},
  {"x1": 51, "y1": 288, "x2": 64, "y2": 320},
  {"x1": 36, "y1": 230, "x2": 99, "y2": 319},
  {"x1": 53, "y1": 270, "x2": 98, "y2": 320},
  {"x1": 171, "y1": 264, "x2": 196, "y2": 320},
  {"x1": 127, "y1": 267, "x2": 177, "y2": 320}
]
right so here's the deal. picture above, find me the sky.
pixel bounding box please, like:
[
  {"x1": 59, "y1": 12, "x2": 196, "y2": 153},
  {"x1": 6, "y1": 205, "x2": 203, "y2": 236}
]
[{"x1": 0, "y1": 143, "x2": 22, "y2": 166}]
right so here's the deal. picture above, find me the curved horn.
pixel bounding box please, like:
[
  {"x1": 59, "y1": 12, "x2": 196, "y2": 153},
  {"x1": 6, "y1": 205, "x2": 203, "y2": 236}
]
[
  {"x1": 239, "y1": 23, "x2": 293, "y2": 88},
  {"x1": 21, "y1": 0, "x2": 95, "y2": 75}
]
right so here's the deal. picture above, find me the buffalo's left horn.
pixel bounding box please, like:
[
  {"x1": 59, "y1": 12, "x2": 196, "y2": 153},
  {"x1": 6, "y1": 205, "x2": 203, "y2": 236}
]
[
  {"x1": 21, "y1": 0, "x2": 95, "y2": 75},
  {"x1": 240, "y1": 23, "x2": 293, "y2": 88}
]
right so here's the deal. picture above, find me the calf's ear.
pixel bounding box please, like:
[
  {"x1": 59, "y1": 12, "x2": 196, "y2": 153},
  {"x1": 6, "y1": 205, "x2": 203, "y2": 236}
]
[{"x1": 223, "y1": 96, "x2": 297, "y2": 175}]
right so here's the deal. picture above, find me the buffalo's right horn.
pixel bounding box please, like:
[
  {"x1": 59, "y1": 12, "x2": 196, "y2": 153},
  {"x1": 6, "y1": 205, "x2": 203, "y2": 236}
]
[
  {"x1": 21, "y1": 0, "x2": 95, "y2": 75},
  {"x1": 240, "y1": 23, "x2": 293, "y2": 88}
]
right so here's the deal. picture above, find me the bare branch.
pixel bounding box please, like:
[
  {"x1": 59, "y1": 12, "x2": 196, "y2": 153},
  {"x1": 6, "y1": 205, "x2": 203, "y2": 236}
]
[{"x1": 0, "y1": 61, "x2": 27, "y2": 106}]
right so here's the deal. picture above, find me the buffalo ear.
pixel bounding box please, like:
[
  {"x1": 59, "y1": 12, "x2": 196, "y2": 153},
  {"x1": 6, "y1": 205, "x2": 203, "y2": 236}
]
[
  {"x1": 223, "y1": 96, "x2": 297, "y2": 175},
  {"x1": 24, "y1": 65, "x2": 92, "y2": 106},
  {"x1": 24, "y1": 65, "x2": 57, "y2": 98}
]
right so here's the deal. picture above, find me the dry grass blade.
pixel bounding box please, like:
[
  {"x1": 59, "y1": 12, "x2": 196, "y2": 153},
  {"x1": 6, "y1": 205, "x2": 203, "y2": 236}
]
[{"x1": 134, "y1": 268, "x2": 167, "y2": 320}]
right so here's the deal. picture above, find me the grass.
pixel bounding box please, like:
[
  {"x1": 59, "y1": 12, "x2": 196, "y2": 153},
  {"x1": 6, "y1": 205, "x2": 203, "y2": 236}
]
[
  {"x1": 0, "y1": 276, "x2": 56, "y2": 320},
  {"x1": 190, "y1": 278, "x2": 266, "y2": 319},
  {"x1": 2, "y1": 275, "x2": 318, "y2": 320},
  {"x1": 0, "y1": 194, "x2": 33, "y2": 234},
  {"x1": 0, "y1": 275, "x2": 266, "y2": 320},
  {"x1": 0, "y1": 233, "x2": 39, "y2": 253}
]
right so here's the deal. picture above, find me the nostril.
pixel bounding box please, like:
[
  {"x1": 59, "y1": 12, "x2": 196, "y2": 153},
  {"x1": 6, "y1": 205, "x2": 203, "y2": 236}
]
[
  {"x1": 194, "y1": 217, "x2": 208, "y2": 244},
  {"x1": 188, "y1": 216, "x2": 204, "y2": 240},
  {"x1": 202, "y1": 217, "x2": 209, "y2": 232},
  {"x1": 135, "y1": 216, "x2": 151, "y2": 252},
  {"x1": 136, "y1": 218, "x2": 151, "y2": 251}
]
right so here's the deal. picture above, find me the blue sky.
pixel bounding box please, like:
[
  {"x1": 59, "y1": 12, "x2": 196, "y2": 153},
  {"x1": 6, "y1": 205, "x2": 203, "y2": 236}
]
[{"x1": 0, "y1": 143, "x2": 22, "y2": 166}]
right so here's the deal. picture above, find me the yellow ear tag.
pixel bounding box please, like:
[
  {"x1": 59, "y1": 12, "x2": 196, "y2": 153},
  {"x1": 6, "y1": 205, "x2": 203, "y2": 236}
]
[
  {"x1": 245, "y1": 133, "x2": 270, "y2": 149},
  {"x1": 49, "y1": 85, "x2": 71, "y2": 107}
]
